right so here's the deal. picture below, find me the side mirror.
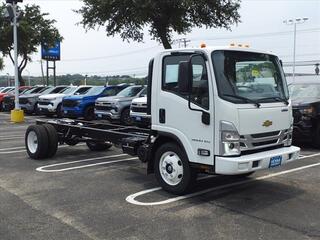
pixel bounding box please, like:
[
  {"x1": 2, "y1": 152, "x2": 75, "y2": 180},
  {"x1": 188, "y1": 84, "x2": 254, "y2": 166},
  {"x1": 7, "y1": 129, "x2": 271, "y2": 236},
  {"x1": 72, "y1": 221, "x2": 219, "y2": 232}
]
[{"x1": 178, "y1": 61, "x2": 192, "y2": 95}]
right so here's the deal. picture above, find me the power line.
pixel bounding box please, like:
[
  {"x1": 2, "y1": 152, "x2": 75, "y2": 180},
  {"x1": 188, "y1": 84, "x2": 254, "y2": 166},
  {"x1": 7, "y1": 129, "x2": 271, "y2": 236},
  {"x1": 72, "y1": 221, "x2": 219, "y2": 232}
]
[
  {"x1": 62, "y1": 45, "x2": 160, "y2": 62},
  {"x1": 191, "y1": 28, "x2": 320, "y2": 41}
]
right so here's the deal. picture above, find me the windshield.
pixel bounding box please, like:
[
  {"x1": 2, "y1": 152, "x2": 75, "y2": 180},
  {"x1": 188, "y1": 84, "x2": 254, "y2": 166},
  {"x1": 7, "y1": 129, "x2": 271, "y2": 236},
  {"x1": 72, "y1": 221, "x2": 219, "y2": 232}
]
[
  {"x1": 84, "y1": 86, "x2": 104, "y2": 96},
  {"x1": 61, "y1": 86, "x2": 77, "y2": 95},
  {"x1": 289, "y1": 84, "x2": 320, "y2": 100},
  {"x1": 49, "y1": 86, "x2": 67, "y2": 94},
  {"x1": 39, "y1": 87, "x2": 54, "y2": 94},
  {"x1": 101, "y1": 87, "x2": 119, "y2": 96},
  {"x1": 212, "y1": 50, "x2": 289, "y2": 104},
  {"x1": 28, "y1": 87, "x2": 45, "y2": 94},
  {"x1": 1, "y1": 87, "x2": 13, "y2": 93},
  {"x1": 117, "y1": 86, "x2": 143, "y2": 97},
  {"x1": 74, "y1": 87, "x2": 92, "y2": 95}
]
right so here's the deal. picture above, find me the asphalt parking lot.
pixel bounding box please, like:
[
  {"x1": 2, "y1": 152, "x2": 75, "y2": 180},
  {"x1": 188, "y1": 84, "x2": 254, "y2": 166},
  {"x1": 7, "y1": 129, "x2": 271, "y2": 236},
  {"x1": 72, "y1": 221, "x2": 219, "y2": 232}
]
[{"x1": 0, "y1": 112, "x2": 320, "y2": 240}]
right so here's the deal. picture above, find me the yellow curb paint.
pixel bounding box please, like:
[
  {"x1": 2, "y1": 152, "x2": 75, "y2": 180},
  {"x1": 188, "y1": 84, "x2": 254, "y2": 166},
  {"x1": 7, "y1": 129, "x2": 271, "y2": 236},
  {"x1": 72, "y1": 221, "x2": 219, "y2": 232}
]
[{"x1": 10, "y1": 109, "x2": 24, "y2": 123}]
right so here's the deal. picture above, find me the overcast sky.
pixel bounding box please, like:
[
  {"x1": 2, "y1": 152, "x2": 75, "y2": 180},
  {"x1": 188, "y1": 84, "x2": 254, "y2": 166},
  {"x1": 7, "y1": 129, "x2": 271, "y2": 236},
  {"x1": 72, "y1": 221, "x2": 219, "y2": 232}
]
[{"x1": 2, "y1": 0, "x2": 320, "y2": 77}]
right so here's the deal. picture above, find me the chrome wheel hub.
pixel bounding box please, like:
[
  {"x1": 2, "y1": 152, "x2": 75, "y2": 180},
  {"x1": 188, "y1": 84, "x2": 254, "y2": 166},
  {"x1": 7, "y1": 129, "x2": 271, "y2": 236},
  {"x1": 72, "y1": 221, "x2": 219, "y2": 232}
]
[
  {"x1": 27, "y1": 131, "x2": 38, "y2": 154},
  {"x1": 159, "y1": 151, "x2": 183, "y2": 186}
]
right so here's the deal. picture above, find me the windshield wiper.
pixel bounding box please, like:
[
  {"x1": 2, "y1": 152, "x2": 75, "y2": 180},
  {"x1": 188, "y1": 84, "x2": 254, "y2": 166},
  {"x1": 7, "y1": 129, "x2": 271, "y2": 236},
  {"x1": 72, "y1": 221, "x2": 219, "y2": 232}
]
[
  {"x1": 258, "y1": 97, "x2": 289, "y2": 105},
  {"x1": 223, "y1": 94, "x2": 261, "y2": 108}
]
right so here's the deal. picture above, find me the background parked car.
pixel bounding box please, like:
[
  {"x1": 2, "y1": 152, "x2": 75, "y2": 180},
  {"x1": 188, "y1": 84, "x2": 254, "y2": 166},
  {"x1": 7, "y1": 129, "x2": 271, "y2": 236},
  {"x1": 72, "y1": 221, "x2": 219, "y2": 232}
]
[
  {"x1": 290, "y1": 81, "x2": 320, "y2": 147},
  {"x1": 19, "y1": 86, "x2": 67, "y2": 115},
  {"x1": 62, "y1": 85, "x2": 128, "y2": 121},
  {"x1": 3, "y1": 86, "x2": 45, "y2": 112},
  {"x1": 38, "y1": 85, "x2": 92, "y2": 117},
  {"x1": 130, "y1": 96, "x2": 150, "y2": 127},
  {"x1": 95, "y1": 85, "x2": 146, "y2": 125},
  {"x1": 0, "y1": 86, "x2": 31, "y2": 111}
]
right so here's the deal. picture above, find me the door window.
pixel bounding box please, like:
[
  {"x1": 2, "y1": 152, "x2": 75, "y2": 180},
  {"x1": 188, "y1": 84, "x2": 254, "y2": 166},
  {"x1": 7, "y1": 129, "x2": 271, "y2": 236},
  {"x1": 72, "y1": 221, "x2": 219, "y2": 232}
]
[{"x1": 162, "y1": 55, "x2": 209, "y2": 109}]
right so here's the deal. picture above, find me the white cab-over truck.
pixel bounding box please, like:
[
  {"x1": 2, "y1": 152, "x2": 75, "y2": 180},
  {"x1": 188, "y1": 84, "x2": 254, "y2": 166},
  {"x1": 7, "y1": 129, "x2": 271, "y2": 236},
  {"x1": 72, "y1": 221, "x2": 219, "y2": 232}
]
[{"x1": 25, "y1": 46, "x2": 300, "y2": 194}]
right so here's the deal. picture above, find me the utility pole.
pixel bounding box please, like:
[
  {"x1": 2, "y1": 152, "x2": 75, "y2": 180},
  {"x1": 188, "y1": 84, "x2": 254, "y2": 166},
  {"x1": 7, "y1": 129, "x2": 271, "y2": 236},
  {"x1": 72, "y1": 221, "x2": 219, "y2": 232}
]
[
  {"x1": 85, "y1": 74, "x2": 88, "y2": 85},
  {"x1": 174, "y1": 38, "x2": 191, "y2": 48},
  {"x1": 283, "y1": 17, "x2": 309, "y2": 82},
  {"x1": 4, "y1": 0, "x2": 24, "y2": 122}
]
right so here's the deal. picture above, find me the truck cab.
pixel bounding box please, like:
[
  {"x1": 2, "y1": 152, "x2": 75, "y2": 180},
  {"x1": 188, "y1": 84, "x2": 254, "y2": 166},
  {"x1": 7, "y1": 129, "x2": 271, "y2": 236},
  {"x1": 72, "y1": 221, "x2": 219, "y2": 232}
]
[{"x1": 143, "y1": 46, "x2": 300, "y2": 193}]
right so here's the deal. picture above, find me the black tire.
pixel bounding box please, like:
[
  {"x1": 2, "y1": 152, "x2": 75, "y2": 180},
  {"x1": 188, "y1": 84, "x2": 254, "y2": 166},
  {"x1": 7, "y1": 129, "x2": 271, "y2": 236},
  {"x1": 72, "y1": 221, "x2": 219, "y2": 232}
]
[
  {"x1": 154, "y1": 142, "x2": 196, "y2": 195},
  {"x1": 0, "y1": 101, "x2": 3, "y2": 111},
  {"x1": 25, "y1": 125, "x2": 49, "y2": 160},
  {"x1": 84, "y1": 105, "x2": 95, "y2": 121},
  {"x1": 313, "y1": 124, "x2": 320, "y2": 148},
  {"x1": 86, "y1": 141, "x2": 112, "y2": 151},
  {"x1": 34, "y1": 103, "x2": 40, "y2": 115},
  {"x1": 120, "y1": 108, "x2": 132, "y2": 125},
  {"x1": 56, "y1": 104, "x2": 63, "y2": 118},
  {"x1": 43, "y1": 124, "x2": 59, "y2": 158}
]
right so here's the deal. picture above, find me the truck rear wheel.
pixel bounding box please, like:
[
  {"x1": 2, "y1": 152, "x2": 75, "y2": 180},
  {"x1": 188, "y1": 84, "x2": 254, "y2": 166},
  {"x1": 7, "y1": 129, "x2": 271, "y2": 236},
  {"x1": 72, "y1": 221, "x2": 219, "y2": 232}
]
[
  {"x1": 84, "y1": 106, "x2": 95, "y2": 121},
  {"x1": 86, "y1": 141, "x2": 112, "y2": 151},
  {"x1": 154, "y1": 142, "x2": 196, "y2": 194},
  {"x1": 43, "y1": 124, "x2": 59, "y2": 158},
  {"x1": 25, "y1": 125, "x2": 49, "y2": 160}
]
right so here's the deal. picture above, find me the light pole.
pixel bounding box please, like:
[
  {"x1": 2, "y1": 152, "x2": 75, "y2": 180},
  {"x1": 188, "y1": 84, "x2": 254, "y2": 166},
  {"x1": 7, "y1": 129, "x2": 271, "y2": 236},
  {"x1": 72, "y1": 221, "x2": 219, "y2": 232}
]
[
  {"x1": 25, "y1": 69, "x2": 31, "y2": 86},
  {"x1": 283, "y1": 17, "x2": 309, "y2": 81},
  {"x1": 4, "y1": 0, "x2": 24, "y2": 122}
]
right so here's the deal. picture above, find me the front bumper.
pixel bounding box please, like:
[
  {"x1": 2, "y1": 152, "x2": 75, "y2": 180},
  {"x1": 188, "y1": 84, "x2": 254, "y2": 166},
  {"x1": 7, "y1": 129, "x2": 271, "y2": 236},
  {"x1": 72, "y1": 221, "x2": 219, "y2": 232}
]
[
  {"x1": 20, "y1": 103, "x2": 35, "y2": 112},
  {"x1": 38, "y1": 103, "x2": 57, "y2": 113},
  {"x1": 63, "y1": 107, "x2": 83, "y2": 118},
  {"x1": 215, "y1": 146, "x2": 300, "y2": 175},
  {"x1": 95, "y1": 110, "x2": 120, "y2": 120},
  {"x1": 130, "y1": 113, "x2": 151, "y2": 125},
  {"x1": 3, "y1": 101, "x2": 14, "y2": 111}
]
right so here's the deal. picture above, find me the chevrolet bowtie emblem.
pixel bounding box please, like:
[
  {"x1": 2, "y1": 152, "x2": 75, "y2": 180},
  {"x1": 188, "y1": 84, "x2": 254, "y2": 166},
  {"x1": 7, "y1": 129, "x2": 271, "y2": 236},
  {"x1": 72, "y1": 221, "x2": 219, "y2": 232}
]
[{"x1": 263, "y1": 120, "x2": 273, "y2": 127}]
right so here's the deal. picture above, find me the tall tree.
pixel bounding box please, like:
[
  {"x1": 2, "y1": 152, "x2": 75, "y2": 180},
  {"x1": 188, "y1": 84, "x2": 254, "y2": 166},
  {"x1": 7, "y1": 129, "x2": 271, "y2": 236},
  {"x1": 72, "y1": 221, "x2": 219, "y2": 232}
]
[
  {"x1": 0, "y1": 57, "x2": 3, "y2": 71},
  {"x1": 76, "y1": 0, "x2": 241, "y2": 49},
  {"x1": 0, "y1": 4, "x2": 62, "y2": 85}
]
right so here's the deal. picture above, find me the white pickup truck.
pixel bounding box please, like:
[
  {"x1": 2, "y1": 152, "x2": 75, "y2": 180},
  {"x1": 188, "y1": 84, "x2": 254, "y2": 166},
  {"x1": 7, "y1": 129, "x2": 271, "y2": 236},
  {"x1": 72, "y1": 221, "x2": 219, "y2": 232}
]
[
  {"x1": 130, "y1": 96, "x2": 151, "y2": 127},
  {"x1": 25, "y1": 45, "x2": 300, "y2": 194}
]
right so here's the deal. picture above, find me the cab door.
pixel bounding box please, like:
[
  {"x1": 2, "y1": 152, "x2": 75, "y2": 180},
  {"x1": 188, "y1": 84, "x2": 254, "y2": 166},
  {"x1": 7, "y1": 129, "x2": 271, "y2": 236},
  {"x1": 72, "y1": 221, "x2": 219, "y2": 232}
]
[{"x1": 153, "y1": 53, "x2": 214, "y2": 166}]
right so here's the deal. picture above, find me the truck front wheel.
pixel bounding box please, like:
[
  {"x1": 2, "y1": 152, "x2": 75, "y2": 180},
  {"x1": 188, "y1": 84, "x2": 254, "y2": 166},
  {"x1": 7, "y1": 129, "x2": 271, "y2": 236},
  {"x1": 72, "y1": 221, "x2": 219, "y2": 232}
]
[{"x1": 154, "y1": 143, "x2": 196, "y2": 194}]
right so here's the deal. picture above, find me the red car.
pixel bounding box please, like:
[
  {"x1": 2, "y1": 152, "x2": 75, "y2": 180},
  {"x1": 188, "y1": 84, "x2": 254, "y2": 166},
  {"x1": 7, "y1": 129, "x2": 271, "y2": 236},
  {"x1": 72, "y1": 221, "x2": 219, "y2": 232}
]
[{"x1": 0, "y1": 86, "x2": 31, "y2": 111}]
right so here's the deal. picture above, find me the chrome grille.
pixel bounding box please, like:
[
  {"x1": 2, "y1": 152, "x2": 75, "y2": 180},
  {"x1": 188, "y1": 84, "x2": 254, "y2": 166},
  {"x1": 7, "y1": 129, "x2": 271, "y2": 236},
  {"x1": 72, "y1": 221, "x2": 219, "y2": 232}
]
[{"x1": 240, "y1": 129, "x2": 289, "y2": 151}]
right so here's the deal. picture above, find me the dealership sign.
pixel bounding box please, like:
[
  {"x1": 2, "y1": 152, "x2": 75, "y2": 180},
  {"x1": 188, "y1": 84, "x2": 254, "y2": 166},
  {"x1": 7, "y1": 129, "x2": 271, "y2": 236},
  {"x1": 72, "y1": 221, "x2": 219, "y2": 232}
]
[{"x1": 41, "y1": 42, "x2": 61, "y2": 61}]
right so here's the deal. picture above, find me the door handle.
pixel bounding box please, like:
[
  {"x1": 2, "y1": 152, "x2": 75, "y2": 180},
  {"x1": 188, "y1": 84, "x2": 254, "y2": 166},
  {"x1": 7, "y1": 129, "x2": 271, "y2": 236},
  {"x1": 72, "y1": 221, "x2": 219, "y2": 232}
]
[{"x1": 159, "y1": 109, "x2": 166, "y2": 123}]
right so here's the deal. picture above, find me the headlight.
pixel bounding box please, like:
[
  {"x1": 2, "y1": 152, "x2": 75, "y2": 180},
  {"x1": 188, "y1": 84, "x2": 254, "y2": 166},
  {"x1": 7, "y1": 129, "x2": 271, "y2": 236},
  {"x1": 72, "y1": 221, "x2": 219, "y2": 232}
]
[
  {"x1": 76, "y1": 100, "x2": 82, "y2": 105},
  {"x1": 284, "y1": 124, "x2": 293, "y2": 147},
  {"x1": 50, "y1": 98, "x2": 56, "y2": 101},
  {"x1": 220, "y1": 121, "x2": 241, "y2": 156},
  {"x1": 111, "y1": 102, "x2": 120, "y2": 107},
  {"x1": 27, "y1": 98, "x2": 35, "y2": 104}
]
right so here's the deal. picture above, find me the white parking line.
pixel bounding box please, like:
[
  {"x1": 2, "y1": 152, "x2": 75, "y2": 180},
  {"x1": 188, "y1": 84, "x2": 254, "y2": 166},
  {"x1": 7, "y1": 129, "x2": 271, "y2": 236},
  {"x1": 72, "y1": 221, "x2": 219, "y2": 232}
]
[
  {"x1": 0, "y1": 143, "x2": 86, "y2": 154},
  {"x1": 36, "y1": 154, "x2": 138, "y2": 172},
  {"x1": 0, "y1": 146, "x2": 25, "y2": 151},
  {"x1": 126, "y1": 153, "x2": 320, "y2": 206},
  {"x1": 0, "y1": 136, "x2": 24, "y2": 140}
]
